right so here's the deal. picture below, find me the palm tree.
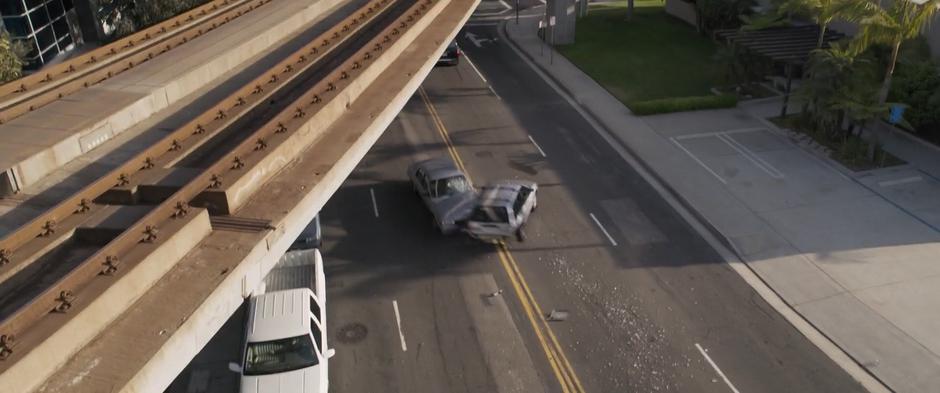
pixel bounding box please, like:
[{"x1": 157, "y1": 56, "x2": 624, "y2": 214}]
[
  {"x1": 778, "y1": 0, "x2": 874, "y2": 49},
  {"x1": 0, "y1": 32, "x2": 24, "y2": 84},
  {"x1": 853, "y1": 0, "x2": 940, "y2": 104},
  {"x1": 799, "y1": 43, "x2": 865, "y2": 129}
]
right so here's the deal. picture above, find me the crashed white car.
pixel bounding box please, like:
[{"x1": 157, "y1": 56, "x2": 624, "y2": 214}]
[{"x1": 462, "y1": 180, "x2": 537, "y2": 241}]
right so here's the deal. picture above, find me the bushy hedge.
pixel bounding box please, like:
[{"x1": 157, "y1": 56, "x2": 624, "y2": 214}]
[
  {"x1": 890, "y1": 61, "x2": 940, "y2": 144},
  {"x1": 629, "y1": 94, "x2": 738, "y2": 115}
]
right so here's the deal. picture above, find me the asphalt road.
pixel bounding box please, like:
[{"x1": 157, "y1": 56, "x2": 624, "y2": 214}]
[
  {"x1": 325, "y1": 10, "x2": 865, "y2": 393},
  {"x1": 169, "y1": 4, "x2": 866, "y2": 393}
]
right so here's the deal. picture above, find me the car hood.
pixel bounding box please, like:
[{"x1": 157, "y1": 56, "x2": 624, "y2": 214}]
[
  {"x1": 431, "y1": 191, "x2": 477, "y2": 223},
  {"x1": 241, "y1": 366, "x2": 323, "y2": 393}
]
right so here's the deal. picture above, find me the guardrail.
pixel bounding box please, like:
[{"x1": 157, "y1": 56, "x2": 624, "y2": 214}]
[{"x1": 0, "y1": 0, "x2": 272, "y2": 124}]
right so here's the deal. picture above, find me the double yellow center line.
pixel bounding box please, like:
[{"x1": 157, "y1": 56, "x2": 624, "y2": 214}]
[{"x1": 417, "y1": 86, "x2": 585, "y2": 393}]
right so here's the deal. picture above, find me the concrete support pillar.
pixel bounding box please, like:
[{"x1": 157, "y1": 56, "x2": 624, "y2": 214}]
[
  {"x1": 71, "y1": 0, "x2": 105, "y2": 43},
  {"x1": 546, "y1": 0, "x2": 576, "y2": 45}
]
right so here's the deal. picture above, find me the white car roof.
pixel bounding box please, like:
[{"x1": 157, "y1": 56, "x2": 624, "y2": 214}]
[{"x1": 247, "y1": 288, "x2": 313, "y2": 343}]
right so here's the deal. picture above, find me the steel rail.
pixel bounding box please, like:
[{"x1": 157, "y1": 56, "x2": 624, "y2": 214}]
[
  {"x1": 0, "y1": 0, "x2": 405, "y2": 359},
  {"x1": 0, "y1": 0, "x2": 398, "y2": 288},
  {"x1": 0, "y1": 0, "x2": 433, "y2": 359},
  {"x1": 0, "y1": 0, "x2": 272, "y2": 124}
]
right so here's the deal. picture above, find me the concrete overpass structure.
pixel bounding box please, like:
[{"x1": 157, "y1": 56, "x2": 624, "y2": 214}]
[{"x1": 0, "y1": 0, "x2": 477, "y2": 390}]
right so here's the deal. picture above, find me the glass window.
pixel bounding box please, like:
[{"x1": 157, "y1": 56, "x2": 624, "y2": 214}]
[
  {"x1": 434, "y1": 176, "x2": 470, "y2": 197},
  {"x1": 35, "y1": 25, "x2": 55, "y2": 51},
  {"x1": 0, "y1": 1, "x2": 26, "y2": 15},
  {"x1": 46, "y1": 0, "x2": 64, "y2": 18},
  {"x1": 470, "y1": 206, "x2": 509, "y2": 223},
  {"x1": 512, "y1": 187, "x2": 532, "y2": 215},
  {"x1": 243, "y1": 335, "x2": 319, "y2": 375},
  {"x1": 25, "y1": 0, "x2": 46, "y2": 11},
  {"x1": 1, "y1": 16, "x2": 31, "y2": 37},
  {"x1": 61, "y1": 0, "x2": 72, "y2": 9},
  {"x1": 29, "y1": 6, "x2": 50, "y2": 27},
  {"x1": 310, "y1": 319, "x2": 323, "y2": 354},
  {"x1": 57, "y1": 32, "x2": 71, "y2": 48},
  {"x1": 309, "y1": 295, "x2": 321, "y2": 322},
  {"x1": 39, "y1": 44, "x2": 58, "y2": 63},
  {"x1": 51, "y1": 17, "x2": 68, "y2": 38}
]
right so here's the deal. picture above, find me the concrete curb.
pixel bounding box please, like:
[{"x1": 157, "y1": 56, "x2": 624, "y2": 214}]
[{"x1": 500, "y1": 17, "x2": 894, "y2": 393}]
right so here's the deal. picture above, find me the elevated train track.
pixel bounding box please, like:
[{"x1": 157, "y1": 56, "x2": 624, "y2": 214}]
[
  {"x1": 0, "y1": 0, "x2": 272, "y2": 124},
  {"x1": 0, "y1": 0, "x2": 481, "y2": 388}
]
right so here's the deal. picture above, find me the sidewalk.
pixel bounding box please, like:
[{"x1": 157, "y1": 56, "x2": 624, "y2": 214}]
[{"x1": 505, "y1": 13, "x2": 940, "y2": 393}]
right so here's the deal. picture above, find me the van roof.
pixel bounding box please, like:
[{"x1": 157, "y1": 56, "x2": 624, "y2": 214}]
[{"x1": 247, "y1": 288, "x2": 313, "y2": 343}]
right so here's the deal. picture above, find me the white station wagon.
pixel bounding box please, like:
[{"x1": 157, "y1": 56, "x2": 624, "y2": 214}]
[{"x1": 230, "y1": 286, "x2": 333, "y2": 393}]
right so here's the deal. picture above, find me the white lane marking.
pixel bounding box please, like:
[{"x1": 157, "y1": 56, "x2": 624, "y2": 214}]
[
  {"x1": 528, "y1": 135, "x2": 547, "y2": 157},
  {"x1": 878, "y1": 176, "x2": 922, "y2": 187},
  {"x1": 718, "y1": 134, "x2": 784, "y2": 179},
  {"x1": 589, "y1": 213, "x2": 618, "y2": 246},
  {"x1": 670, "y1": 138, "x2": 728, "y2": 184},
  {"x1": 464, "y1": 54, "x2": 488, "y2": 83},
  {"x1": 465, "y1": 31, "x2": 490, "y2": 47},
  {"x1": 488, "y1": 85, "x2": 502, "y2": 100},
  {"x1": 501, "y1": 24, "x2": 891, "y2": 393},
  {"x1": 370, "y1": 187, "x2": 380, "y2": 218},
  {"x1": 673, "y1": 127, "x2": 766, "y2": 141},
  {"x1": 464, "y1": 54, "x2": 500, "y2": 99},
  {"x1": 393, "y1": 300, "x2": 407, "y2": 351},
  {"x1": 695, "y1": 343, "x2": 741, "y2": 393}
]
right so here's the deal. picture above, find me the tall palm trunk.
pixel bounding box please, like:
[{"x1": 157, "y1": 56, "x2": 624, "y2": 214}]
[
  {"x1": 816, "y1": 23, "x2": 828, "y2": 49},
  {"x1": 878, "y1": 40, "x2": 901, "y2": 105}
]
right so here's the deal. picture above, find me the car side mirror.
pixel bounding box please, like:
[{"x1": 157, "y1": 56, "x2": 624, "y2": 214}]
[
  {"x1": 326, "y1": 348, "x2": 336, "y2": 359},
  {"x1": 228, "y1": 362, "x2": 243, "y2": 373}
]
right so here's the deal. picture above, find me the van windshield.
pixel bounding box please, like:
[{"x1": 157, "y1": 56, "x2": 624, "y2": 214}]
[{"x1": 244, "y1": 335, "x2": 319, "y2": 375}]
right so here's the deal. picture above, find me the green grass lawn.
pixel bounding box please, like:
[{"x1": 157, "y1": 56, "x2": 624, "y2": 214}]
[{"x1": 557, "y1": 2, "x2": 725, "y2": 106}]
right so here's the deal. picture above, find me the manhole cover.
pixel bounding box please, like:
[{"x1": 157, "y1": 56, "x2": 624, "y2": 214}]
[{"x1": 336, "y1": 323, "x2": 368, "y2": 344}]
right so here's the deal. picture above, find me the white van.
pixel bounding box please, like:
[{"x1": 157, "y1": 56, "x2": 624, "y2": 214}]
[{"x1": 230, "y1": 286, "x2": 334, "y2": 393}]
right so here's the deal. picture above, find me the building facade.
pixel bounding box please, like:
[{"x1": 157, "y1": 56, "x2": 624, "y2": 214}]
[{"x1": 0, "y1": 0, "x2": 82, "y2": 69}]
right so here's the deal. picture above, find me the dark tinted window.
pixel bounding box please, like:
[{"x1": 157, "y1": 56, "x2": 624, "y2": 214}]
[
  {"x1": 0, "y1": 1, "x2": 26, "y2": 15},
  {"x1": 52, "y1": 17, "x2": 68, "y2": 39},
  {"x1": 309, "y1": 295, "x2": 321, "y2": 322},
  {"x1": 29, "y1": 6, "x2": 50, "y2": 27},
  {"x1": 46, "y1": 0, "x2": 64, "y2": 18},
  {"x1": 2, "y1": 16, "x2": 31, "y2": 37},
  {"x1": 512, "y1": 187, "x2": 532, "y2": 215},
  {"x1": 310, "y1": 318, "x2": 323, "y2": 354},
  {"x1": 470, "y1": 206, "x2": 509, "y2": 223},
  {"x1": 25, "y1": 0, "x2": 45, "y2": 10},
  {"x1": 36, "y1": 25, "x2": 55, "y2": 51},
  {"x1": 57, "y1": 32, "x2": 71, "y2": 47}
]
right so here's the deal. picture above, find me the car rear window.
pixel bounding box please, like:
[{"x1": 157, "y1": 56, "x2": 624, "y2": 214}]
[
  {"x1": 244, "y1": 335, "x2": 318, "y2": 375},
  {"x1": 470, "y1": 206, "x2": 509, "y2": 223}
]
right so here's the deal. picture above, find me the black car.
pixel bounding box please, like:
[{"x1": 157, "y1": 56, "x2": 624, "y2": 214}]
[
  {"x1": 438, "y1": 40, "x2": 461, "y2": 66},
  {"x1": 289, "y1": 214, "x2": 321, "y2": 250}
]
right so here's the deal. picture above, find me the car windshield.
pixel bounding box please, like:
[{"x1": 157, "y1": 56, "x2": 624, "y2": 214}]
[
  {"x1": 244, "y1": 335, "x2": 318, "y2": 376},
  {"x1": 434, "y1": 175, "x2": 470, "y2": 197}
]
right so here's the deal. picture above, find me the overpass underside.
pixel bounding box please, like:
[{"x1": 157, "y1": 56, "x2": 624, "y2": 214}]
[{"x1": 0, "y1": 0, "x2": 477, "y2": 390}]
